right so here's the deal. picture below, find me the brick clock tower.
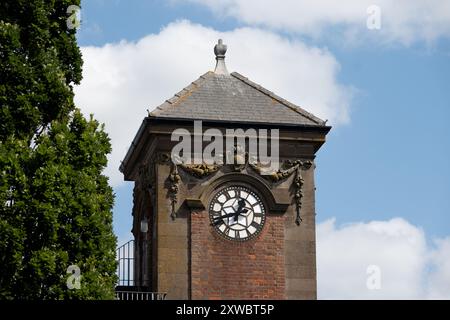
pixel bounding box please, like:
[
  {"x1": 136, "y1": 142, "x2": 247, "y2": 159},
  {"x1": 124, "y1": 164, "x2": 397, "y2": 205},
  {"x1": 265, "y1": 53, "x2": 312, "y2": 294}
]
[{"x1": 120, "y1": 40, "x2": 330, "y2": 300}]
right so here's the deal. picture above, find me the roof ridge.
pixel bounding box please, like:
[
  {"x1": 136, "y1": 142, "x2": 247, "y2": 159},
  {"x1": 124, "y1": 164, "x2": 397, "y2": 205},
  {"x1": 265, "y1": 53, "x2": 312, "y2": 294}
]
[
  {"x1": 230, "y1": 72, "x2": 325, "y2": 125},
  {"x1": 150, "y1": 71, "x2": 213, "y2": 116}
]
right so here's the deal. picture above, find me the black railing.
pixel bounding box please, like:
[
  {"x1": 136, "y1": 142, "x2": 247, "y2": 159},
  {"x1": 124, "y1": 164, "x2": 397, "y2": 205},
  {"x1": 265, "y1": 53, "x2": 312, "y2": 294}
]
[
  {"x1": 115, "y1": 239, "x2": 166, "y2": 300},
  {"x1": 115, "y1": 287, "x2": 167, "y2": 300},
  {"x1": 116, "y1": 239, "x2": 134, "y2": 286}
]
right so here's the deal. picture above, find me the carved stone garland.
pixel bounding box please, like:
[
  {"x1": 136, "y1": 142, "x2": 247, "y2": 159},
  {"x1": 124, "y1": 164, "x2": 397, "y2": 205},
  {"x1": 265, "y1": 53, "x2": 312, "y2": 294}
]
[
  {"x1": 178, "y1": 163, "x2": 221, "y2": 179},
  {"x1": 160, "y1": 151, "x2": 312, "y2": 225},
  {"x1": 168, "y1": 163, "x2": 180, "y2": 220},
  {"x1": 151, "y1": 152, "x2": 180, "y2": 220},
  {"x1": 249, "y1": 160, "x2": 312, "y2": 225},
  {"x1": 158, "y1": 152, "x2": 221, "y2": 220}
]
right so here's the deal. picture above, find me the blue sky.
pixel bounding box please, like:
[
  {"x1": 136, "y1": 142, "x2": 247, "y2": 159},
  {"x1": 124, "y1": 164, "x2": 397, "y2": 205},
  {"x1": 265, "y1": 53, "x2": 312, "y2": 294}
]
[{"x1": 74, "y1": 0, "x2": 450, "y2": 298}]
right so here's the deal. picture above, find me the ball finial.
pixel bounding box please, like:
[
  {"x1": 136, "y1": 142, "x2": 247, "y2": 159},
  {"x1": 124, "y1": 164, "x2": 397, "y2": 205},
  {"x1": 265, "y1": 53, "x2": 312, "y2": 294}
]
[
  {"x1": 214, "y1": 39, "x2": 227, "y2": 58},
  {"x1": 213, "y1": 39, "x2": 229, "y2": 75}
]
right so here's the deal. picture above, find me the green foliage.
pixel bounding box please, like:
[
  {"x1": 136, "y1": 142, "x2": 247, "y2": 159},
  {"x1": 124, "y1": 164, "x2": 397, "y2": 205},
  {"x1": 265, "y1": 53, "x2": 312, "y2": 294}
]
[
  {"x1": 0, "y1": 1, "x2": 117, "y2": 299},
  {"x1": 0, "y1": 112, "x2": 117, "y2": 299},
  {"x1": 0, "y1": 0, "x2": 82, "y2": 141}
]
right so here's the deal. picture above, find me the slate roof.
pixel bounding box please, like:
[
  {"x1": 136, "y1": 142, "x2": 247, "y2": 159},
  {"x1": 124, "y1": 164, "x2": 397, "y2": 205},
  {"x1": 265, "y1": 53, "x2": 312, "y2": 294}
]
[{"x1": 150, "y1": 71, "x2": 326, "y2": 126}]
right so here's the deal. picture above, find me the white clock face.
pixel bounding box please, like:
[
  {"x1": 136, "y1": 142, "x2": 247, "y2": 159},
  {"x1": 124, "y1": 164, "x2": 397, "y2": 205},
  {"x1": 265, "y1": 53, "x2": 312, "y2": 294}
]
[{"x1": 209, "y1": 186, "x2": 266, "y2": 241}]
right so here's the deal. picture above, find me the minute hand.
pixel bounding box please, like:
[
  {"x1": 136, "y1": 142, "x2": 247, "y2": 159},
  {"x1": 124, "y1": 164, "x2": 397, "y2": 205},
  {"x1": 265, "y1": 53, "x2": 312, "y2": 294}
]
[
  {"x1": 211, "y1": 211, "x2": 239, "y2": 226},
  {"x1": 213, "y1": 211, "x2": 238, "y2": 221}
]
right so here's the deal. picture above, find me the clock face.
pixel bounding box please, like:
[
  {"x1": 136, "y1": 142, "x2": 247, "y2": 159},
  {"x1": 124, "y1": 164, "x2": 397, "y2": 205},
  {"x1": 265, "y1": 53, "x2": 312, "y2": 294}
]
[{"x1": 209, "y1": 186, "x2": 266, "y2": 241}]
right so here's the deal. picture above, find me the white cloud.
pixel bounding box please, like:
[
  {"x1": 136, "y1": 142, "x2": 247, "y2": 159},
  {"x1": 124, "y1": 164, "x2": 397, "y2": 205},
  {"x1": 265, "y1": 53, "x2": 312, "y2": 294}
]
[
  {"x1": 74, "y1": 20, "x2": 351, "y2": 187},
  {"x1": 427, "y1": 237, "x2": 450, "y2": 299},
  {"x1": 317, "y1": 217, "x2": 450, "y2": 299},
  {"x1": 189, "y1": 0, "x2": 450, "y2": 45}
]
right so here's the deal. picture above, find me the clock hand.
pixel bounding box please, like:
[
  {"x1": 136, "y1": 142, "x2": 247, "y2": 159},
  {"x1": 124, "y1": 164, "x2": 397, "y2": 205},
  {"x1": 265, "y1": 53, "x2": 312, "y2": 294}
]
[
  {"x1": 211, "y1": 211, "x2": 239, "y2": 226},
  {"x1": 212, "y1": 199, "x2": 247, "y2": 226},
  {"x1": 233, "y1": 199, "x2": 246, "y2": 222},
  {"x1": 213, "y1": 211, "x2": 238, "y2": 220}
]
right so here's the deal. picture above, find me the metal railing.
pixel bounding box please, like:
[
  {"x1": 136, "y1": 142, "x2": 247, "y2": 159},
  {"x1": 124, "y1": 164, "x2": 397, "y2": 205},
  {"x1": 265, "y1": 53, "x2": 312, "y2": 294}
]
[
  {"x1": 115, "y1": 290, "x2": 167, "y2": 301},
  {"x1": 116, "y1": 239, "x2": 135, "y2": 286},
  {"x1": 115, "y1": 239, "x2": 167, "y2": 300}
]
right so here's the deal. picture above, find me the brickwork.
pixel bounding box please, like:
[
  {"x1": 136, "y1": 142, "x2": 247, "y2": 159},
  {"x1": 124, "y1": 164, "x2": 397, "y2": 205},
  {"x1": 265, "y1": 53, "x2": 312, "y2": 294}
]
[{"x1": 191, "y1": 209, "x2": 286, "y2": 300}]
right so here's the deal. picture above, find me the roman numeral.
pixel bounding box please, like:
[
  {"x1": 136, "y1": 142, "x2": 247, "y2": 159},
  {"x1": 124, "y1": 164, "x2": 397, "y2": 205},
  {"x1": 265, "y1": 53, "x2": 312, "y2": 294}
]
[{"x1": 251, "y1": 221, "x2": 260, "y2": 229}]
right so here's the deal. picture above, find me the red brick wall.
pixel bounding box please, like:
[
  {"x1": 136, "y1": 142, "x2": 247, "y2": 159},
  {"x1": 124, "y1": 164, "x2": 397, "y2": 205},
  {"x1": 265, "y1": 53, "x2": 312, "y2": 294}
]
[{"x1": 190, "y1": 210, "x2": 286, "y2": 299}]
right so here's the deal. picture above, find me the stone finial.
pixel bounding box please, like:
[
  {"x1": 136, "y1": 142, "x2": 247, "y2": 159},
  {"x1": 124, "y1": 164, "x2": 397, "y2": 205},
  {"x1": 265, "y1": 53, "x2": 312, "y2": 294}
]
[
  {"x1": 213, "y1": 39, "x2": 229, "y2": 75},
  {"x1": 214, "y1": 39, "x2": 227, "y2": 58}
]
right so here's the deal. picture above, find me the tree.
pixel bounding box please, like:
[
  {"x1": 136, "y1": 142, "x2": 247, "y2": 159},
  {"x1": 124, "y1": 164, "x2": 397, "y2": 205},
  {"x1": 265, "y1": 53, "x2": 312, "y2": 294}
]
[
  {"x1": 0, "y1": 0, "x2": 117, "y2": 299},
  {"x1": 0, "y1": 0, "x2": 82, "y2": 141}
]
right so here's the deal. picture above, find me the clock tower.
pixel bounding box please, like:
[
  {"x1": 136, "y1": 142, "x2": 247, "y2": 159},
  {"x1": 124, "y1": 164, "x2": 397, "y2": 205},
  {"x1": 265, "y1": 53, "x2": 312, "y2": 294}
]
[{"x1": 120, "y1": 40, "x2": 330, "y2": 299}]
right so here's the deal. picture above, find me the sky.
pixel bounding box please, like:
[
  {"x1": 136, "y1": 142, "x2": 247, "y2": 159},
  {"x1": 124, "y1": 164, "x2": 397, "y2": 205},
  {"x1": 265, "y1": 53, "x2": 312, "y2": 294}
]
[{"x1": 73, "y1": 0, "x2": 450, "y2": 299}]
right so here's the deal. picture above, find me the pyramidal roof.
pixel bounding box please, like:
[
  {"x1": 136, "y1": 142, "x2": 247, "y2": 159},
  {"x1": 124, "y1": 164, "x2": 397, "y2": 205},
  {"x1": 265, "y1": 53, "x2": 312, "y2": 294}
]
[{"x1": 149, "y1": 40, "x2": 326, "y2": 127}]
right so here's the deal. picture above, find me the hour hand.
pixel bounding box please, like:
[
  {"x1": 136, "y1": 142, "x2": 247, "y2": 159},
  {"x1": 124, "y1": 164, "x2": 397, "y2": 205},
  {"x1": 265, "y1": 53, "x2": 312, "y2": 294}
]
[
  {"x1": 211, "y1": 211, "x2": 237, "y2": 226},
  {"x1": 212, "y1": 219, "x2": 224, "y2": 226}
]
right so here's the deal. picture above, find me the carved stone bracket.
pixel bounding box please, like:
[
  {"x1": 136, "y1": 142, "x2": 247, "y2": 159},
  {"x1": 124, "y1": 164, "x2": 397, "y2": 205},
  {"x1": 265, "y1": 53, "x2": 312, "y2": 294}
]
[{"x1": 231, "y1": 145, "x2": 249, "y2": 172}]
